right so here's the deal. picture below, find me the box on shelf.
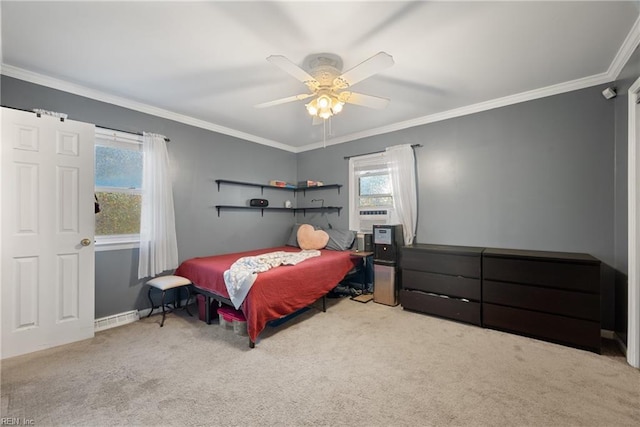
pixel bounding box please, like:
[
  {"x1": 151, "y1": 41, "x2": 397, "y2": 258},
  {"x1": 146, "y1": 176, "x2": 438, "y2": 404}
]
[
  {"x1": 217, "y1": 305, "x2": 248, "y2": 336},
  {"x1": 297, "y1": 180, "x2": 323, "y2": 187},
  {"x1": 269, "y1": 180, "x2": 296, "y2": 188}
]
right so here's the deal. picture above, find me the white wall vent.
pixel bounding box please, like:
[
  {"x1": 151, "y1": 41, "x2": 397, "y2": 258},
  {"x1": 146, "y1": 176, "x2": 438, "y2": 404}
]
[
  {"x1": 358, "y1": 209, "x2": 390, "y2": 232},
  {"x1": 94, "y1": 310, "x2": 140, "y2": 332}
]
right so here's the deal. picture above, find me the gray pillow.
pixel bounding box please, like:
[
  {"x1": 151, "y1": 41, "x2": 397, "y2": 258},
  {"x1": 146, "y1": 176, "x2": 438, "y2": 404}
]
[
  {"x1": 323, "y1": 228, "x2": 356, "y2": 251},
  {"x1": 286, "y1": 223, "x2": 303, "y2": 247}
]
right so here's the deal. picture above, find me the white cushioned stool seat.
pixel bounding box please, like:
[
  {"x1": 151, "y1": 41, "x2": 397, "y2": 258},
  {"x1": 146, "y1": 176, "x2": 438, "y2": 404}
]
[
  {"x1": 147, "y1": 275, "x2": 191, "y2": 291},
  {"x1": 146, "y1": 275, "x2": 193, "y2": 327}
]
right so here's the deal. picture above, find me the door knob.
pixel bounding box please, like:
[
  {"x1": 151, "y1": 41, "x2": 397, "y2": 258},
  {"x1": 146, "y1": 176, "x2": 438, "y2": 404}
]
[{"x1": 80, "y1": 238, "x2": 92, "y2": 247}]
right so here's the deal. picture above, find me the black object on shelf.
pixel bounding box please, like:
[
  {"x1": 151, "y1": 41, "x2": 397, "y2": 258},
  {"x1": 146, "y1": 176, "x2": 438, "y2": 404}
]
[{"x1": 249, "y1": 198, "x2": 269, "y2": 207}]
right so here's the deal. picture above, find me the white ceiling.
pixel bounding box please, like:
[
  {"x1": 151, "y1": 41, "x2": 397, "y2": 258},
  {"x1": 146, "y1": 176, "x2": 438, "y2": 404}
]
[{"x1": 2, "y1": 1, "x2": 639, "y2": 152}]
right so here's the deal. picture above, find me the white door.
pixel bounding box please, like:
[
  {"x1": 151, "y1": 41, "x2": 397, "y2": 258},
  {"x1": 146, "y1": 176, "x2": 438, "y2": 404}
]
[{"x1": 1, "y1": 107, "x2": 95, "y2": 359}]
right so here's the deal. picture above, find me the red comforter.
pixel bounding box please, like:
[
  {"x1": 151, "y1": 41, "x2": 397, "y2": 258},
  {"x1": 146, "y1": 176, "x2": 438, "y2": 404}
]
[{"x1": 175, "y1": 246, "x2": 357, "y2": 342}]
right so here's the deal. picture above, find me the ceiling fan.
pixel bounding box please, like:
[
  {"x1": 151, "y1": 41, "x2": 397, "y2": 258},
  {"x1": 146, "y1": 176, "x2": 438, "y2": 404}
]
[{"x1": 255, "y1": 52, "x2": 394, "y2": 122}]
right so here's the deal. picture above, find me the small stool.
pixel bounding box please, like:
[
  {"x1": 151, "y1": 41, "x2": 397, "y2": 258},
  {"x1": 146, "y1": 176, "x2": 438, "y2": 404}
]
[{"x1": 146, "y1": 275, "x2": 193, "y2": 327}]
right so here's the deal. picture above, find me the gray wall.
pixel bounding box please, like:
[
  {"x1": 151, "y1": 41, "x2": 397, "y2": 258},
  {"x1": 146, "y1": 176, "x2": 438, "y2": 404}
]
[
  {"x1": 613, "y1": 45, "x2": 640, "y2": 342},
  {"x1": 299, "y1": 84, "x2": 618, "y2": 329},
  {"x1": 1, "y1": 76, "x2": 297, "y2": 318}
]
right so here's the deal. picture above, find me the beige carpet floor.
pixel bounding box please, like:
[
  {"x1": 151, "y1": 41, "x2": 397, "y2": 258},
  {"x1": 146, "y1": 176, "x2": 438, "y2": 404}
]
[{"x1": 1, "y1": 297, "x2": 639, "y2": 426}]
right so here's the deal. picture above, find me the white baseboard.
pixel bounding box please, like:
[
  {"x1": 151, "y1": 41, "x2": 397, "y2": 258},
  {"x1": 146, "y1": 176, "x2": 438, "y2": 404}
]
[
  {"x1": 137, "y1": 308, "x2": 152, "y2": 319},
  {"x1": 601, "y1": 330, "x2": 630, "y2": 358},
  {"x1": 615, "y1": 334, "x2": 628, "y2": 354},
  {"x1": 601, "y1": 329, "x2": 616, "y2": 340}
]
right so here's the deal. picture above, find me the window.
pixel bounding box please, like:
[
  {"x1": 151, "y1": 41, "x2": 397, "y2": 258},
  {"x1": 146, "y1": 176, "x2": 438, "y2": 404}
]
[
  {"x1": 348, "y1": 152, "x2": 394, "y2": 232},
  {"x1": 358, "y1": 169, "x2": 392, "y2": 207},
  {"x1": 94, "y1": 129, "x2": 143, "y2": 249}
]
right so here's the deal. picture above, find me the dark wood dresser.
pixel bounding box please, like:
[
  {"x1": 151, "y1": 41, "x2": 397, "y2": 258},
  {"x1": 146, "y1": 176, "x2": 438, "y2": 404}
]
[
  {"x1": 400, "y1": 244, "x2": 484, "y2": 326},
  {"x1": 482, "y1": 248, "x2": 601, "y2": 353}
]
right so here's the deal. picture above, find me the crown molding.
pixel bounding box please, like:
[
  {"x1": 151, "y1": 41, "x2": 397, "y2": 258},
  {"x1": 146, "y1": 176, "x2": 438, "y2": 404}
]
[
  {"x1": 609, "y1": 15, "x2": 640, "y2": 80},
  {"x1": 0, "y1": 64, "x2": 298, "y2": 153}
]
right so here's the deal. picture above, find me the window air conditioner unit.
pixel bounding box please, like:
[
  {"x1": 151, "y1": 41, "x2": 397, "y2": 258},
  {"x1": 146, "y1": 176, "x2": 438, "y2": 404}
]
[{"x1": 358, "y1": 209, "x2": 390, "y2": 232}]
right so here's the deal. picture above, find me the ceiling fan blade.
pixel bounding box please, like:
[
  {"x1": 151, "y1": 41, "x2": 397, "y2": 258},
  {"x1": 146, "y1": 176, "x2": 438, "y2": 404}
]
[
  {"x1": 255, "y1": 93, "x2": 314, "y2": 109},
  {"x1": 267, "y1": 55, "x2": 318, "y2": 89},
  {"x1": 339, "y1": 91, "x2": 390, "y2": 109},
  {"x1": 334, "y1": 52, "x2": 394, "y2": 88}
]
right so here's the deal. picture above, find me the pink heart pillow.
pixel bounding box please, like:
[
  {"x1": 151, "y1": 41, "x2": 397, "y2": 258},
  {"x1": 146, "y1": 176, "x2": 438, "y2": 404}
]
[{"x1": 296, "y1": 224, "x2": 329, "y2": 250}]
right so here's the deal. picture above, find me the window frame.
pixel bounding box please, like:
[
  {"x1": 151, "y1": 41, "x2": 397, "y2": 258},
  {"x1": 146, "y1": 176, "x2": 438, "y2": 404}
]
[
  {"x1": 94, "y1": 128, "x2": 143, "y2": 251},
  {"x1": 348, "y1": 152, "x2": 394, "y2": 232}
]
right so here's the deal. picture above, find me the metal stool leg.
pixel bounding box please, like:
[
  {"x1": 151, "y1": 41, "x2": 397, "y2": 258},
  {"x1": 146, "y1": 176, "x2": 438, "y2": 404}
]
[
  {"x1": 160, "y1": 290, "x2": 167, "y2": 327},
  {"x1": 147, "y1": 287, "x2": 155, "y2": 318}
]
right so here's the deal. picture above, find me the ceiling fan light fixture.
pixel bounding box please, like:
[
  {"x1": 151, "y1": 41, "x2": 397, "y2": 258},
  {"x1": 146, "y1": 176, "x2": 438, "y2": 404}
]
[
  {"x1": 306, "y1": 94, "x2": 343, "y2": 119},
  {"x1": 317, "y1": 95, "x2": 331, "y2": 109},
  {"x1": 319, "y1": 108, "x2": 332, "y2": 119},
  {"x1": 306, "y1": 102, "x2": 318, "y2": 116},
  {"x1": 305, "y1": 94, "x2": 344, "y2": 119}
]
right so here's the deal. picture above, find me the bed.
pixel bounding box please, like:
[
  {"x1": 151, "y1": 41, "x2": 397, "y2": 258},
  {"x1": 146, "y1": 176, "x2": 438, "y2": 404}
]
[{"x1": 175, "y1": 245, "x2": 358, "y2": 346}]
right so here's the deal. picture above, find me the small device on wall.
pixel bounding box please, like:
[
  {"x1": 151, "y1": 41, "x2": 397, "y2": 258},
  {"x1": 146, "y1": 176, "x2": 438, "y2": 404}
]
[
  {"x1": 602, "y1": 87, "x2": 616, "y2": 100},
  {"x1": 249, "y1": 198, "x2": 269, "y2": 207}
]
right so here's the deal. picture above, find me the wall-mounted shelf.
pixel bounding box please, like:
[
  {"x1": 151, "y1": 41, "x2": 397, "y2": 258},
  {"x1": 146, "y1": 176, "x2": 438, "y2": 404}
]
[
  {"x1": 295, "y1": 207, "x2": 342, "y2": 216},
  {"x1": 215, "y1": 179, "x2": 342, "y2": 217},
  {"x1": 215, "y1": 179, "x2": 342, "y2": 195},
  {"x1": 295, "y1": 185, "x2": 341, "y2": 196},
  {"x1": 214, "y1": 205, "x2": 342, "y2": 217}
]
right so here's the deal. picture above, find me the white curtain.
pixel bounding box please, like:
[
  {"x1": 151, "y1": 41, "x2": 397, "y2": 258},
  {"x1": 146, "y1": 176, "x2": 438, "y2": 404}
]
[
  {"x1": 386, "y1": 144, "x2": 418, "y2": 245},
  {"x1": 138, "y1": 132, "x2": 179, "y2": 279}
]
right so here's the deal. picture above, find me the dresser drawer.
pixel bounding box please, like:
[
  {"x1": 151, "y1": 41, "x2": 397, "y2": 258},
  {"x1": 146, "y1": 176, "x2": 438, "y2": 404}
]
[
  {"x1": 400, "y1": 290, "x2": 481, "y2": 326},
  {"x1": 483, "y1": 257, "x2": 600, "y2": 293},
  {"x1": 403, "y1": 270, "x2": 480, "y2": 301},
  {"x1": 483, "y1": 303, "x2": 600, "y2": 353},
  {"x1": 483, "y1": 280, "x2": 600, "y2": 321},
  {"x1": 401, "y1": 250, "x2": 481, "y2": 278}
]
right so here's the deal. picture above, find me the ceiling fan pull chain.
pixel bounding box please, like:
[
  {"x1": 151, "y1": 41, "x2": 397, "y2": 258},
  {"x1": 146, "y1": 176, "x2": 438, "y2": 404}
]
[{"x1": 323, "y1": 119, "x2": 327, "y2": 149}]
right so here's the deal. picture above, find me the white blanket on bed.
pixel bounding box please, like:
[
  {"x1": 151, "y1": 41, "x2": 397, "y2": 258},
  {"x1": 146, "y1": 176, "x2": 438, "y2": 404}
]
[{"x1": 223, "y1": 250, "x2": 321, "y2": 309}]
